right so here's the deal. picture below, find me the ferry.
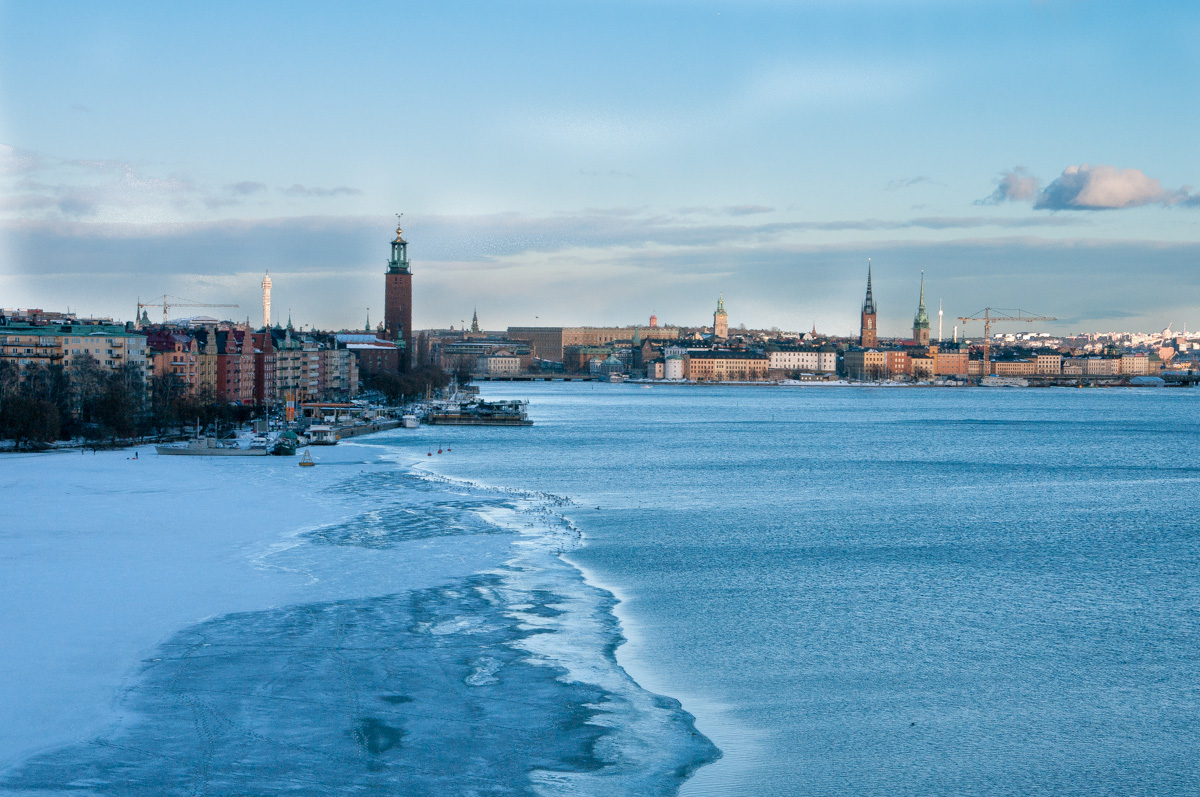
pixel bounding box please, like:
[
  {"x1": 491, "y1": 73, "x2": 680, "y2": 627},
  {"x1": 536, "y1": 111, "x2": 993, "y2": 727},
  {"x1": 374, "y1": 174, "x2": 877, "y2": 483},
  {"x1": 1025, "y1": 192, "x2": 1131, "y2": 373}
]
[
  {"x1": 425, "y1": 399, "x2": 533, "y2": 426},
  {"x1": 981, "y1": 376, "x2": 1030, "y2": 388}
]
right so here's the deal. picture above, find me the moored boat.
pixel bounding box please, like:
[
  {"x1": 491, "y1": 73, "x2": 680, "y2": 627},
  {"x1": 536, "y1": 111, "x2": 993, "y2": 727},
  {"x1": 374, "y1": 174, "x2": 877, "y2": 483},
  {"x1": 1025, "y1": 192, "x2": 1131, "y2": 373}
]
[{"x1": 425, "y1": 399, "x2": 532, "y2": 426}]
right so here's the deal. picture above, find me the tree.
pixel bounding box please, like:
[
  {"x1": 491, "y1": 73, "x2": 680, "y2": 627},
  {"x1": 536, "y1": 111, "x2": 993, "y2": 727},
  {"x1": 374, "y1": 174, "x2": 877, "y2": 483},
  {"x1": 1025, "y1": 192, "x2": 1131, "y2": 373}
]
[{"x1": 0, "y1": 394, "x2": 60, "y2": 449}]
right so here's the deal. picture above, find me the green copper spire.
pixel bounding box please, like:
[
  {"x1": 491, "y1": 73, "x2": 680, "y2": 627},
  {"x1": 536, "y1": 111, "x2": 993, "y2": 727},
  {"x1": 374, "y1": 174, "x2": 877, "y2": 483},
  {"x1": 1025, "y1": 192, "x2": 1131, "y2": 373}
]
[
  {"x1": 715, "y1": 294, "x2": 727, "y2": 316},
  {"x1": 913, "y1": 271, "x2": 930, "y2": 330},
  {"x1": 387, "y1": 214, "x2": 410, "y2": 274},
  {"x1": 632, "y1": 326, "x2": 641, "y2": 346}
]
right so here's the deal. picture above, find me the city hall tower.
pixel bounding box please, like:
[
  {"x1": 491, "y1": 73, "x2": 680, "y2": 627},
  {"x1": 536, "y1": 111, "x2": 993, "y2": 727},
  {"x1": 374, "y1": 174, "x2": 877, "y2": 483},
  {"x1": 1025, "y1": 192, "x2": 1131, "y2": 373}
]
[{"x1": 384, "y1": 217, "x2": 413, "y2": 370}]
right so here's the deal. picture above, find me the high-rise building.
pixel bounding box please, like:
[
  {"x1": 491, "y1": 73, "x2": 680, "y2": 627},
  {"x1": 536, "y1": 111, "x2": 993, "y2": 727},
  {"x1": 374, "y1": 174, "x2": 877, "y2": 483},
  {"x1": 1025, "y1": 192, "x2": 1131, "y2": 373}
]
[
  {"x1": 383, "y1": 218, "x2": 413, "y2": 371},
  {"x1": 713, "y1": 295, "x2": 729, "y2": 339},
  {"x1": 860, "y1": 259, "x2": 878, "y2": 348},
  {"x1": 261, "y1": 271, "x2": 272, "y2": 329},
  {"x1": 913, "y1": 271, "x2": 931, "y2": 346}
]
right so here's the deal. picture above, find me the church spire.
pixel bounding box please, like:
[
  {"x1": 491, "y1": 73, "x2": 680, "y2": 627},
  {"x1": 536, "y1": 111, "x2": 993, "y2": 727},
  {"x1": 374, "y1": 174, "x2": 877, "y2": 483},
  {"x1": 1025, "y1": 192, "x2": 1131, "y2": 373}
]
[
  {"x1": 859, "y1": 258, "x2": 878, "y2": 348},
  {"x1": 862, "y1": 258, "x2": 877, "y2": 315},
  {"x1": 470, "y1": 307, "x2": 480, "y2": 334},
  {"x1": 912, "y1": 270, "x2": 931, "y2": 345}
]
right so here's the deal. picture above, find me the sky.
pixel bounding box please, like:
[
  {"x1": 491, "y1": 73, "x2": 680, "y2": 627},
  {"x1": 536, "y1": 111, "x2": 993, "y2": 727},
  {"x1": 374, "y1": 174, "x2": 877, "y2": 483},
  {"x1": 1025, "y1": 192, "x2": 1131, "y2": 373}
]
[{"x1": 1, "y1": 0, "x2": 1198, "y2": 337}]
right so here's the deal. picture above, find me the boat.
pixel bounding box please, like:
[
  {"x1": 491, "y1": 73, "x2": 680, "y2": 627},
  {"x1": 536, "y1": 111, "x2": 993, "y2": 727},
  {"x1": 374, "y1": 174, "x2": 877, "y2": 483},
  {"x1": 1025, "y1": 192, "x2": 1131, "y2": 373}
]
[
  {"x1": 155, "y1": 437, "x2": 268, "y2": 456},
  {"x1": 425, "y1": 399, "x2": 533, "y2": 426},
  {"x1": 306, "y1": 425, "x2": 339, "y2": 445},
  {"x1": 981, "y1": 376, "x2": 1030, "y2": 388},
  {"x1": 401, "y1": 414, "x2": 420, "y2": 429},
  {"x1": 603, "y1": 373, "x2": 626, "y2": 383},
  {"x1": 271, "y1": 431, "x2": 299, "y2": 456},
  {"x1": 298, "y1": 450, "x2": 316, "y2": 467}
]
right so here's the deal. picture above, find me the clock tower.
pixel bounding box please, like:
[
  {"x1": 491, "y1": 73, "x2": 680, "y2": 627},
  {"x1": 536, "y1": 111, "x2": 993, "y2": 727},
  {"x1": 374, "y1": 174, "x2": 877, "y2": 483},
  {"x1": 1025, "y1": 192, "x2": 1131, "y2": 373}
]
[
  {"x1": 860, "y1": 259, "x2": 878, "y2": 348},
  {"x1": 384, "y1": 216, "x2": 413, "y2": 371}
]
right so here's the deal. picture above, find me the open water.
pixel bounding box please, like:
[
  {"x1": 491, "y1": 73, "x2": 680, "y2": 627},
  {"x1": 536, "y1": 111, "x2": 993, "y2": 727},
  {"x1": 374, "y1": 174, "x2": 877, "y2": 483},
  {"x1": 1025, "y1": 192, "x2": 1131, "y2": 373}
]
[{"x1": 427, "y1": 383, "x2": 1200, "y2": 795}]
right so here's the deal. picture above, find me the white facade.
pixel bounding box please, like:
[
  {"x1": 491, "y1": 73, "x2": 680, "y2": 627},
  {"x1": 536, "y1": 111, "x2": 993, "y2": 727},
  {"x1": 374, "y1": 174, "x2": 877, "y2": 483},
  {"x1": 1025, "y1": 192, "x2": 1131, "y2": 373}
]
[
  {"x1": 769, "y1": 349, "x2": 836, "y2": 373},
  {"x1": 479, "y1": 355, "x2": 520, "y2": 375},
  {"x1": 663, "y1": 356, "x2": 685, "y2": 380}
]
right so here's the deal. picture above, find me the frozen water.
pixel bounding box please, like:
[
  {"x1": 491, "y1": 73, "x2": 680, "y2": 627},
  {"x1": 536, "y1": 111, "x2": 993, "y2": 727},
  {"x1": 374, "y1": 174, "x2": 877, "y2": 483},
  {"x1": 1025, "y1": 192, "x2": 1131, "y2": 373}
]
[{"x1": 0, "y1": 431, "x2": 715, "y2": 795}]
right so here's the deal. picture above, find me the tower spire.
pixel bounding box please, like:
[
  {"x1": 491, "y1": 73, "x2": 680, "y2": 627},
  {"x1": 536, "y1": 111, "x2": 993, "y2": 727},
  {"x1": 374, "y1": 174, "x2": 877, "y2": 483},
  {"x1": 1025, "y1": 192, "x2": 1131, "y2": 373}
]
[
  {"x1": 862, "y1": 258, "x2": 876, "y2": 315},
  {"x1": 912, "y1": 270, "x2": 931, "y2": 345}
]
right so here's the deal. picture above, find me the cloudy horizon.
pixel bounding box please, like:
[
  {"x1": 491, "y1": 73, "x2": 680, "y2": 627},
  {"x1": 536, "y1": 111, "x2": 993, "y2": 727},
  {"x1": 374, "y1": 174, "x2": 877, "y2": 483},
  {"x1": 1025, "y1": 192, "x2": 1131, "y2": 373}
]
[{"x1": 2, "y1": 1, "x2": 1197, "y2": 336}]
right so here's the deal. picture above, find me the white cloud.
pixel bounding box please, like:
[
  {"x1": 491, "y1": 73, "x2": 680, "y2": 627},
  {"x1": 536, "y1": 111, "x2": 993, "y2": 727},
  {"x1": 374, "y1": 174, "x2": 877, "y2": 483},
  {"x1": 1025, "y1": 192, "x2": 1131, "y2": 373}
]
[
  {"x1": 977, "y1": 167, "x2": 1040, "y2": 205},
  {"x1": 1035, "y1": 163, "x2": 1192, "y2": 210}
]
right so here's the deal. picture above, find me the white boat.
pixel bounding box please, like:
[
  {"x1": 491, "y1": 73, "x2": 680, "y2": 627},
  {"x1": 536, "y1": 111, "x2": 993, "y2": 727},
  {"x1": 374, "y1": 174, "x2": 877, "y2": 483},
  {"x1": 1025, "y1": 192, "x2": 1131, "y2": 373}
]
[
  {"x1": 603, "y1": 373, "x2": 626, "y2": 383},
  {"x1": 981, "y1": 376, "x2": 1029, "y2": 388},
  {"x1": 401, "y1": 414, "x2": 420, "y2": 429},
  {"x1": 307, "y1": 425, "x2": 339, "y2": 445}
]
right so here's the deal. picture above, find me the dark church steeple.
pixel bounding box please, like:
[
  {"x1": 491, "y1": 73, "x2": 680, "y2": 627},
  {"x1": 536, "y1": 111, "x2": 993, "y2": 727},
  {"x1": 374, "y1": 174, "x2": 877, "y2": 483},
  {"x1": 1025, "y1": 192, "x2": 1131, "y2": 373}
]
[{"x1": 860, "y1": 259, "x2": 878, "y2": 348}]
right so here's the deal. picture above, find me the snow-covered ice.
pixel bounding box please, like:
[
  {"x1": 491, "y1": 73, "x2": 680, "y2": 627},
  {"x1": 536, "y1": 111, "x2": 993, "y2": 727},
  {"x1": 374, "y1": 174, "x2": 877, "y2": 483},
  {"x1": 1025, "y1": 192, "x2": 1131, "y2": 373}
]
[{"x1": 0, "y1": 432, "x2": 715, "y2": 795}]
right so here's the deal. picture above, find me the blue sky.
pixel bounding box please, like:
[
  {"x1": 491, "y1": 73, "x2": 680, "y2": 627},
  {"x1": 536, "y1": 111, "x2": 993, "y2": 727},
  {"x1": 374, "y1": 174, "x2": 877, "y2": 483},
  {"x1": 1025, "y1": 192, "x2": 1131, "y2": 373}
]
[{"x1": 2, "y1": 0, "x2": 1198, "y2": 335}]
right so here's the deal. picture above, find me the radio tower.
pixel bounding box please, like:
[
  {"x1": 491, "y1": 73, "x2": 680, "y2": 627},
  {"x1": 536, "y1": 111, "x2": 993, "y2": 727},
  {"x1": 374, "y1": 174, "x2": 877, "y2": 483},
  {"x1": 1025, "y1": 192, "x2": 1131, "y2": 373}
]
[
  {"x1": 261, "y1": 270, "x2": 272, "y2": 328},
  {"x1": 938, "y1": 298, "x2": 943, "y2": 342}
]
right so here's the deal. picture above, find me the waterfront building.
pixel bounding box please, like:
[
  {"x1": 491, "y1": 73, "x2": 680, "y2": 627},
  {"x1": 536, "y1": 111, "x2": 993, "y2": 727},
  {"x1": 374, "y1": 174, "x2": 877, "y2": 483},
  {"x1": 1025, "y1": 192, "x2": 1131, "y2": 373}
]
[
  {"x1": 713, "y1": 295, "x2": 729, "y2": 339},
  {"x1": 663, "y1": 354, "x2": 685, "y2": 380},
  {"x1": 860, "y1": 260, "x2": 878, "y2": 348},
  {"x1": 336, "y1": 333, "x2": 400, "y2": 377},
  {"x1": 147, "y1": 330, "x2": 199, "y2": 390},
  {"x1": 383, "y1": 219, "x2": 413, "y2": 371},
  {"x1": 993, "y1": 359, "x2": 1037, "y2": 377},
  {"x1": 1120, "y1": 353, "x2": 1150, "y2": 375},
  {"x1": 767, "y1": 346, "x2": 837, "y2": 375},
  {"x1": 252, "y1": 330, "x2": 276, "y2": 405},
  {"x1": 842, "y1": 349, "x2": 888, "y2": 380},
  {"x1": 1036, "y1": 353, "x2": 1063, "y2": 375},
  {"x1": 320, "y1": 346, "x2": 358, "y2": 399},
  {"x1": 910, "y1": 351, "x2": 936, "y2": 379},
  {"x1": 684, "y1": 351, "x2": 769, "y2": 381},
  {"x1": 0, "y1": 323, "x2": 150, "y2": 381},
  {"x1": 507, "y1": 326, "x2": 681, "y2": 362},
  {"x1": 933, "y1": 346, "x2": 970, "y2": 376},
  {"x1": 912, "y1": 271, "x2": 931, "y2": 347},
  {"x1": 478, "y1": 354, "x2": 522, "y2": 375}
]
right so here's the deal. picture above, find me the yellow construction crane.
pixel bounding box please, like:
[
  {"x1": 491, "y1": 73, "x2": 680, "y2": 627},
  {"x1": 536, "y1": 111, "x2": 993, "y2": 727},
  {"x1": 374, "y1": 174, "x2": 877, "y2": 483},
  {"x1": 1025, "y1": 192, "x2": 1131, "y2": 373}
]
[
  {"x1": 957, "y1": 307, "x2": 1057, "y2": 375},
  {"x1": 137, "y1": 295, "x2": 239, "y2": 326}
]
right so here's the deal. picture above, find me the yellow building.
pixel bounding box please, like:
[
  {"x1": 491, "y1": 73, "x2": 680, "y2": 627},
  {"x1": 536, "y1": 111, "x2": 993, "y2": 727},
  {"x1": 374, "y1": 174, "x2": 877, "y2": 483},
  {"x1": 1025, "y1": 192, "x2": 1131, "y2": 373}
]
[{"x1": 685, "y1": 351, "x2": 769, "y2": 381}]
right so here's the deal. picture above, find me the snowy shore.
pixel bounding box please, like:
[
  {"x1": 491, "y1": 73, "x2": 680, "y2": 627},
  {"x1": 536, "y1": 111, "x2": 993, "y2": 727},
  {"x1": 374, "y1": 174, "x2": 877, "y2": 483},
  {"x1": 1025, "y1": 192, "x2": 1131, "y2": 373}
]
[{"x1": 0, "y1": 433, "x2": 715, "y2": 795}]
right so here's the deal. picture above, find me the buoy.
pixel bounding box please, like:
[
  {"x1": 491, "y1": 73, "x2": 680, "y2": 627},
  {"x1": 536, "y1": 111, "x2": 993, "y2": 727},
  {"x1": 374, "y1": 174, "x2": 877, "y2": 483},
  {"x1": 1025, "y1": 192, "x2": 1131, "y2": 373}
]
[
  {"x1": 438, "y1": 449, "x2": 443, "y2": 454},
  {"x1": 427, "y1": 452, "x2": 432, "y2": 456}
]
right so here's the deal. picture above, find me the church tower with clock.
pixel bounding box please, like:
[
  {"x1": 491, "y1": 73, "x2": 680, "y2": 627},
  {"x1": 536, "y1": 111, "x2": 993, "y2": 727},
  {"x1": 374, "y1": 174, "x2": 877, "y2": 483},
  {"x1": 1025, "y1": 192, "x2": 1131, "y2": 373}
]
[{"x1": 860, "y1": 259, "x2": 878, "y2": 348}]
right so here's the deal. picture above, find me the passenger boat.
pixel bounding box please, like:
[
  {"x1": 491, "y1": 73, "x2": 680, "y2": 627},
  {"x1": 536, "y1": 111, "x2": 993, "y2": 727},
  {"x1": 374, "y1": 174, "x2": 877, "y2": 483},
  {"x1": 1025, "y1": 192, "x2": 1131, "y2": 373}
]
[{"x1": 425, "y1": 399, "x2": 532, "y2": 426}]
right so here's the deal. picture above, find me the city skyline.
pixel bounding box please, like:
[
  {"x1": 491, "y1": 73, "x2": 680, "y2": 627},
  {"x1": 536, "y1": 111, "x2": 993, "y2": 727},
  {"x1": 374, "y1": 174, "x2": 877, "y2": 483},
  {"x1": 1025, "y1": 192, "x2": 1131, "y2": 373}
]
[{"x1": 2, "y1": 1, "x2": 1197, "y2": 333}]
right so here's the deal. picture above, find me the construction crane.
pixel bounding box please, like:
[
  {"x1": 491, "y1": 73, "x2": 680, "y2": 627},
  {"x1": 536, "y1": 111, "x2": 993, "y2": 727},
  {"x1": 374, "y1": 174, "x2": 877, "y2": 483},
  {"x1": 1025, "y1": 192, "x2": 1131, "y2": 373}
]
[
  {"x1": 957, "y1": 308, "x2": 1057, "y2": 375},
  {"x1": 136, "y1": 295, "x2": 239, "y2": 326}
]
